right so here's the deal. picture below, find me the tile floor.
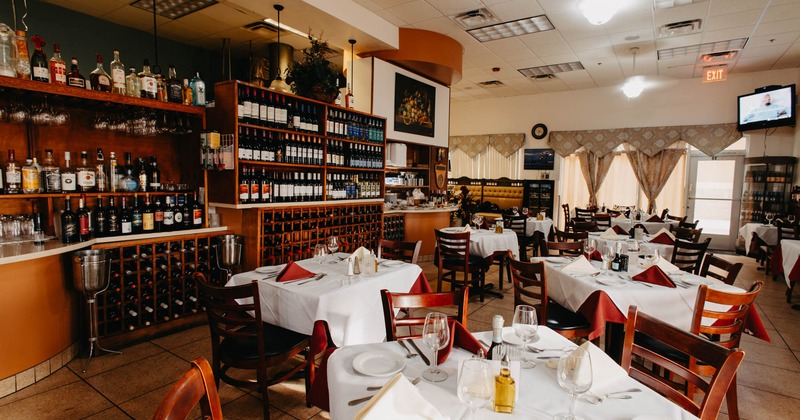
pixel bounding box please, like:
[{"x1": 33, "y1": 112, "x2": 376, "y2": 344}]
[{"x1": 1, "y1": 254, "x2": 799, "y2": 419}]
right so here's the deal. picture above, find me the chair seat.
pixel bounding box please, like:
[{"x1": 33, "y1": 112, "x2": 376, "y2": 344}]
[
  {"x1": 220, "y1": 323, "x2": 310, "y2": 360},
  {"x1": 546, "y1": 302, "x2": 591, "y2": 331}
]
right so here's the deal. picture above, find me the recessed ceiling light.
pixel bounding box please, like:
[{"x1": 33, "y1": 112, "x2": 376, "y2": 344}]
[
  {"x1": 467, "y1": 15, "x2": 555, "y2": 42},
  {"x1": 130, "y1": 0, "x2": 218, "y2": 20},
  {"x1": 657, "y1": 38, "x2": 748, "y2": 59},
  {"x1": 518, "y1": 61, "x2": 585, "y2": 78}
]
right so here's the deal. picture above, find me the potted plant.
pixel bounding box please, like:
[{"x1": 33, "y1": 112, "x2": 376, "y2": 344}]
[{"x1": 286, "y1": 33, "x2": 341, "y2": 103}]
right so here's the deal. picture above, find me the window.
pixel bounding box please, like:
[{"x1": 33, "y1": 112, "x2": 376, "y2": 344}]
[{"x1": 449, "y1": 147, "x2": 523, "y2": 179}]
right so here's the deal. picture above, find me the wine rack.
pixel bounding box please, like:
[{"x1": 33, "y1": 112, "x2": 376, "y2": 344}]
[
  {"x1": 91, "y1": 231, "x2": 229, "y2": 347},
  {"x1": 258, "y1": 203, "x2": 382, "y2": 266},
  {"x1": 383, "y1": 214, "x2": 405, "y2": 240},
  {"x1": 740, "y1": 156, "x2": 796, "y2": 225}
]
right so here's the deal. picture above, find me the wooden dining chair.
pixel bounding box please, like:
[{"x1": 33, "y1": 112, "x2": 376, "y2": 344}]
[
  {"x1": 306, "y1": 320, "x2": 337, "y2": 411},
  {"x1": 434, "y1": 229, "x2": 487, "y2": 301},
  {"x1": 621, "y1": 306, "x2": 745, "y2": 420},
  {"x1": 660, "y1": 208, "x2": 669, "y2": 220},
  {"x1": 503, "y1": 214, "x2": 531, "y2": 260},
  {"x1": 593, "y1": 213, "x2": 612, "y2": 229},
  {"x1": 665, "y1": 213, "x2": 687, "y2": 224},
  {"x1": 152, "y1": 357, "x2": 223, "y2": 420},
  {"x1": 572, "y1": 219, "x2": 599, "y2": 233},
  {"x1": 671, "y1": 238, "x2": 711, "y2": 274},
  {"x1": 699, "y1": 253, "x2": 743, "y2": 285},
  {"x1": 776, "y1": 220, "x2": 800, "y2": 242},
  {"x1": 574, "y1": 207, "x2": 595, "y2": 221},
  {"x1": 198, "y1": 277, "x2": 311, "y2": 419},
  {"x1": 630, "y1": 223, "x2": 649, "y2": 235},
  {"x1": 554, "y1": 228, "x2": 588, "y2": 243},
  {"x1": 562, "y1": 204, "x2": 572, "y2": 231},
  {"x1": 380, "y1": 288, "x2": 469, "y2": 341},
  {"x1": 508, "y1": 257, "x2": 591, "y2": 341},
  {"x1": 670, "y1": 225, "x2": 703, "y2": 242},
  {"x1": 750, "y1": 232, "x2": 775, "y2": 276},
  {"x1": 546, "y1": 240, "x2": 584, "y2": 257},
  {"x1": 680, "y1": 219, "x2": 700, "y2": 229},
  {"x1": 378, "y1": 238, "x2": 422, "y2": 264}
]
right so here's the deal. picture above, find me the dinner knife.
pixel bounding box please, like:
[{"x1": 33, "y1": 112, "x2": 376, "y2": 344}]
[{"x1": 407, "y1": 340, "x2": 430, "y2": 366}]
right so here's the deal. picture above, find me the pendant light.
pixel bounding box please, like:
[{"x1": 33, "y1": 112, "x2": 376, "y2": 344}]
[
  {"x1": 345, "y1": 39, "x2": 356, "y2": 109},
  {"x1": 268, "y1": 4, "x2": 291, "y2": 93},
  {"x1": 622, "y1": 47, "x2": 644, "y2": 99},
  {"x1": 582, "y1": 0, "x2": 619, "y2": 25}
]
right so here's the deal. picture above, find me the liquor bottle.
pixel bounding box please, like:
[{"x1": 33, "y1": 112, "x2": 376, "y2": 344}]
[
  {"x1": 108, "y1": 151, "x2": 119, "y2": 192},
  {"x1": 109, "y1": 49, "x2": 125, "y2": 94},
  {"x1": 493, "y1": 355, "x2": 516, "y2": 413},
  {"x1": 180, "y1": 193, "x2": 192, "y2": 230},
  {"x1": 94, "y1": 196, "x2": 108, "y2": 237},
  {"x1": 120, "y1": 196, "x2": 132, "y2": 235},
  {"x1": 250, "y1": 168, "x2": 261, "y2": 203},
  {"x1": 345, "y1": 83, "x2": 355, "y2": 109},
  {"x1": 191, "y1": 191, "x2": 203, "y2": 228},
  {"x1": 40, "y1": 149, "x2": 61, "y2": 193},
  {"x1": 95, "y1": 148, "x2": 108, "y2": 192},
  {"x1": 190, "y1": 71, "x2": 206, "y2": 106},
  {"x1": 142, "y1": 193, "x2": 155, "y2": 232},
  {"x1": 148, "y1": 156, "x2": 161, "y2": 191},
  {"x1": 107, "y1": 195, "x2": 120, "y2": 236},
  {"x1": 21, "y1": 158, "x2": 41, "y2": 194},
  {"x1": 166, "y1": 65, "x2": 182, "y2": 103},
  {"x1": 182, "y1": 78, "x2": 192, "y2": 105},
  {"x1": 61, "y1": 196, "x2": 79, "y2": 243},
  {"x1": 125, "y1": 66, "x2": 139, "y2": 97},
  {"x1": 66, "y1": 57, "x2": 86, "y2": 88},
  {"x1": 162, "y1": 195, "x2": 174, "y2": 232},
  {"x1": 5, "y1": 149, "x2": 21, "y2": 194},
  {"x1": 30, "y1": 35, "x2": 50, "y2": 83},
  {"x1": 89, "y1": 54, "x2": 112, "y2": 92},
  {"x1": 77, "y1": 195, "x2": 91, "y2": 241},
  {"x1": 49, "y1": 43, "x2": 66, "y2": 85},
  {"x1": 138, "y1": 60, "x2": 157, "y2": 99},
  {"x1": 14, "y1": 30, "x2": 31, "y2": 79},
  {"x1": 131, "y1": 194, "x2": 143, "y2": 234},
  {"x1": 259, "y1": 90, "x2": 268, "y2": 126},
  {"x1": 155, "y1": 67, "x2": 167, "y2": 101},
  {"x1": 488, "y1": 314, "x2": 504, "y2": 361},
  {"x1": 136, "y1": 157, "x2": 148, "y2": 192},
  {"x1": 172, "y1": 195, "x2": 184, "y2": 230},
  {"x1": 61, "y1": 151, "x2": 76, "y2": 193},
  {"x1": 77, "y1": 151, "x2": 96, "y2": 192},
  {"x1": 154, "y1": 197, "x2": 164, "y2": 232}
]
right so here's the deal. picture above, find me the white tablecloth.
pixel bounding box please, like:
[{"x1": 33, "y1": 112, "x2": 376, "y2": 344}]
[
  {"x1": 469, "y1": 229, "x2": 520, "y2": 260},
  {"x1": 588, "y1": 232, "x2": 675, "y2": 262},
  {"x1": 526, "y1": 218, "x2": 553, "y2": 237},
  {"x1": 227, "y1": 256, "x2": 422, "y2": 346},
  {"x1": 327, "y1": 327, "x2": 698, "y2": 419},
  {"x1": 780, "y1": 239, "x2": 800, "y2": 288},
  {"x1": 611, "y1": 219, "x2": 675, "y2": 234},
  {"x1": 739, "y1": 222, "x2": 778, "y2": 252}
]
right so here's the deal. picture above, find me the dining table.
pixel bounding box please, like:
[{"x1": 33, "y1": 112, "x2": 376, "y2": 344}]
[
  {"x1": 587, "y1": 231, "x2": 675, "y2": 262},
  {"x1": 226, "y1": 254, "x2": 432, "y2": 346},
  {"x1": 534, "y1": 255, "x2": 771, "y2": 360},
  {"x1": 492, "y1": 216, "x2": 554, "y2": 237},
  {"x1": 327, "y1": 326, "x2": 699, "y2": 419},
  {"x1": 738, "y1": 222, "x2": 778, "y2": 253},
  {"x1": 775, "y1": 239, "x2": 800, "y2": 290},
  {"x1": 440, "y1": 227, "x2": 520, "y2": 298},
  {"x1": 611, "y1": 218, "x2": 676, "y2": 234}
]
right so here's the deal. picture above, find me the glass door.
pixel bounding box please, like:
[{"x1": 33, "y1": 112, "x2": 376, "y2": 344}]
[{"x1": 687, "y1": 155, "x2": 744, "y2": 250}]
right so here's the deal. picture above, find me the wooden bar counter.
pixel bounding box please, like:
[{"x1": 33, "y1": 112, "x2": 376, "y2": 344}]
[{"x1": 384, "y1": 206, "x2": 458, "y2": 259}]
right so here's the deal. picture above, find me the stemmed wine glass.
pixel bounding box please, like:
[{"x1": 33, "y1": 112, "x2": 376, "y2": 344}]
[
  {"x1": 513, "y1": 206, "x2": 519, "y2": 215},
  {"x1": 554, "y1": 347, "x2": 593, "y2": 420},
  {"x1": 313, "y1": 244, "x2": 328, "y2": 264},
  {"x1": 601, "y1": 245, "x2": 615, "y2": 271},
  {"x1": 326, "y1": 235, "x2": 339, "y2": 263},
  {"x1": 471, "y1": 214, "x2": 484, "y2": 229},
  {"x1": 512, "y1": 304, "x2": 538, "y2": 368},
  {"x1": 789, "y1": 214, "x2": 796, "y2": 224},
  {"x1": 422, "y1": 312, "x2": 450, "y2": 382},
  {"x1": 765, "y1": 212, "x2": 775, "y2": 225},
  {"x1": 583, "y1": 238, "x2": 596, "y2": 260},
  {"x1": 457, "y1": 358, "x2": 492, "y2": 419}
]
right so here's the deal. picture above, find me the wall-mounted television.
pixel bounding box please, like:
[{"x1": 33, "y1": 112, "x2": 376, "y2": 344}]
[
  {"x1": 523, "y1": 148, "x2": 555, "y2": 170},
  {"x1": 737, "y1": 84, "x2": 796, "y2": 132}
]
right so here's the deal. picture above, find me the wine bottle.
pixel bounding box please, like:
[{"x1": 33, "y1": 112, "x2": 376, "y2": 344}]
[
  {"x1": 49, "y1": 43, "x2": 66, "y2": 85},
  {"x1": 30, "y1": 35, "x2": 50, "y2": 83},
  {"x1": 131, "y1": 194, "x2": 143, "y2": 234},
  {"x1": 89, "y1": 54, "x2": 112, "y2": 92},
  {"x1": 66, "y1": 57, "x2": 86, "y2": 88},
  {"x1": 148, "y1": 156, "x2": 161, "y2": 191},
  {"x1": 61, "y1": 196, "x2": 79, "y2": 243},
  {"x1": 162, "y1": 195, "x2": 174, "y2": 232},
  {"x1": 488, "y1": 314, "x2": 504, "y2": 361},
  {"x1": 93, "y1": 196, "x2": 108, "y2": 238},
  {"x1": 180, "y1": 194, "x2": 191, "y2": 230},
  {"x1": 107, "y1": 195, "x2": 120, "y2": 236},
  {"x1": 142, "y1": 193, "x2": 155, "y2": 232},
  {"x1": 191, "y1": 191, "x2": 203, "y2": 228},
  {"x1": 61, "y1": 151, "x2": 76, "y2": 193},
  {"x1": 77, "y1": 195, "x2": 91, "y2": 241}
]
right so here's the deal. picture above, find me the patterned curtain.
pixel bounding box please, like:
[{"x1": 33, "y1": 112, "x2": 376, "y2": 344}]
[
  {"x1": 488, "y1": 133, "x2": 525, "y2": 157},
  {"x1": 450, "y1": 135, "x2": 489, "y2": 158},
  {"x1": 577, "y1": 151, "x2": 615, "y2": 208},
  {"x1": 625, "y1": 145, "x2": 685, "y2": 213}
]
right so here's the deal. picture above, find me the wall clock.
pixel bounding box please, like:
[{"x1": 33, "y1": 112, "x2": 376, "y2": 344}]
[{"x1": 531, "y1": 123, "x2": 548, "y2": 139}]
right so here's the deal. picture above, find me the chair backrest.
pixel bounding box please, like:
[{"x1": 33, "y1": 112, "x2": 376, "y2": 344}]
[
  {"x1": 660, "y1": 208, "x2": 669, "y2": 219},
  {"x1": 198, "y1": 279, "x2": 265, "y2": 361},
  {"x1": 434, "y1": 229, "x2": 471, "y2": 269},
  {"x1": 546, "y1": 240, "x2": 584, "y2": 257},
  {"x1": 776, "y1": 220, "x2": 799, "y2": 242},
  {"x1": 562, "y1": 204, "x2": 571, "y2": 225},
  {"x1": 379, "y1": 238, "x2": 422, "y2": 264},
  {"x1": 699, "y1": 253, "x2": 743, "y2": 285},
  {"x1": 152, "y1": 357, "x2": 223, "y2": 420},
  {"x1": 671, "y1": 238, "x2": 711, "y2": 274},
  {"x1": 554, "y1": 228, "x2": 588, "y2": 243},
  {"x1": 502, "y1": 214, "x2": 528, "y2": 237},
  {"x1": 381, "y1": 288, "x2": 469, "y2": 341},
  {"x1": 665, "y1": 214, "x2": 687, "y2": 223},
  {"x1": 621, "y1": 306, "x2": 745, "y2": 420},
  {"x1": 593, "y1": 213, "x2": 612, "y2": 229},
  {"x1": 680, "y1": 219, "x2": 700, "y2": 229},
  {"x1": 670, "y1": 225, "x2": 703, "y2": 242},
  {"x1": 508, "y1": 258, "x2": 548, "y2": 321},
  {"x1": 691, "y1": 281, "x2": 762, "y2": 350},
  {"x1": 572, "y1": 219, "x2": 599, "y2": 233},
  {"x1": 574, "y1": 207, "x2": 595, "y2": 221}
]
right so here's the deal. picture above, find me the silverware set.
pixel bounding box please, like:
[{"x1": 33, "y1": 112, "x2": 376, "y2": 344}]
[{"x1": 582, "y1": 388, "x2": 642, "y2": 404}]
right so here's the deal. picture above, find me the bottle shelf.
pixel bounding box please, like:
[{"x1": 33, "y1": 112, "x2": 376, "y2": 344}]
[
  {"x1": 0, "y1": 190, "x2": 197, "y2": 200},
  {"x1": 386, "y1": 166, "x2": 430, "y2": 171},
  {"x1": 386, "y1": 185, "x2": 429, "y2": 189}
]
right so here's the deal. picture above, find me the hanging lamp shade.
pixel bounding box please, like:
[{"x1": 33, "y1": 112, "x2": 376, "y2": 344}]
[{"x1": 268, "y1": 4, "x2": 292, "y2": 93}]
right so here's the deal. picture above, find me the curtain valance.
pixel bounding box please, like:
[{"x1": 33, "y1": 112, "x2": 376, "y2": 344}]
[
  {"x1": 550, "y1": 123, "x2": 740, "y2": 158},
  {"x1": 450, "y1": 133, "x2": 525, "y2": 158}
]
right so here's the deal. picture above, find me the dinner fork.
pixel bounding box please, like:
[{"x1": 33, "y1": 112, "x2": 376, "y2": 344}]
[
  {"x1": 398, "y1": 340, "x2": 418, "y2": 359},
  {"x1": 366, "y1": 376, "x2": 422, "y2": 392}
]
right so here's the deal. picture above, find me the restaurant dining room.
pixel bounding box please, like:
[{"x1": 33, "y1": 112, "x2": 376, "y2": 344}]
[{"x1": 1, "y1": 0, "x2": 800, "y2": 419}]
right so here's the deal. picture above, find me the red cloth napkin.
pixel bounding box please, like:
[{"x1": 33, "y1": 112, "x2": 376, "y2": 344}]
[
  {"x1": 276, "y1": 261, "x2": 316, "y2": 282},
  {"x1": 437, "y1": 320, "x2": 486, "y2": 364},
  {"x1": 612, "y1": 225, "x2": 628, "y2": 235},
  {"x1": 584, "y1": 249, "x2": 603, "y2": 261},
  {"x1": 632, "y1": 265, "x2": 675, "y2": 288},
  {"x1": 646, "y1": 215, "x2": 663, "y2": 222},
  {"x1": 649, "y1": 232, "x2": 675, "y2": 245}
]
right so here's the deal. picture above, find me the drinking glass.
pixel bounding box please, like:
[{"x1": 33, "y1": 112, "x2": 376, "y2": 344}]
[
  {"x1": 766, "y1": 212, "x2": 774, "y2": 225},
  {"x1": 584, "y1": 238, "x2": 596, "y2": 259},
  {"x1": 313, "y1": 244, "x2": 328, "y2": 264},
  {"x1": 554, "y1": 347, "x2": 593, "y2": 420},
  {"x1": 327, "y1": 235, "x2": 339, "y2": 262},
  {"x1": 472, "y1": 214, "x2": 481, "y2": 229},
  {"x1": 512, "y1": 304, "x2": 538, "y2": 368},
  {"x1": 644, "y1": 246, "x2": 661, "y2": 267},
  {"x1": 601, "y1": 245, "x2": 615, "y2": 271},
  {"x1": 422, "y1": 312, "x2": 450, "y2": 382},
  {"x1": 521, "y1": 207, "x2": 529, "y2": 217},
  {"x1": 457, "y1": 358, "x2": 492, "y2": 419}
]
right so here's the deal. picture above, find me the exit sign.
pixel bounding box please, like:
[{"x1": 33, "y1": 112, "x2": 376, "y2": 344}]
[{"x1": 703, "y1": 66, "x2": 727, "y2": 83}]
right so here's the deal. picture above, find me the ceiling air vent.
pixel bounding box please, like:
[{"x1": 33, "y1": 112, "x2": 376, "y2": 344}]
[
  {"x1": 658, "y1": 19, "x2": 702, "y2": 38},
  {"x1": 478, "y1": 80, "x2": 505, "y2": 87},
  {"x1": 532, "y1": 74, "x2": 556, "y2": 80},
  {"x1": 244, "y1": 21, "x2": 279, "y2": 33},
  {"x1": 700, "y1": 50, "x2": 738, "y2": 62},
  {"x1": 452, "y1": 8, "x2": 499, "y2": 30}
]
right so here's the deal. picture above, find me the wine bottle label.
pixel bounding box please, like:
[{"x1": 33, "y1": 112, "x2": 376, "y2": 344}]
[
  {"x1": 63, "y1": 222, "x2": 78, "y2": 239},
  {"x1": 61, "y1": 173, "x2": 76, "y2": 190},
  {"x1": 238, "y1": 104, "x2": 244, "y2": 118},
  {"x1": 77, "y1": 170, "x2": 95, "y2": 187},
  {"x1": 174, "y1": 212, "x2": 183, "y2": 224},
  {"x1": 142, "y1": 76, "x2": 157, "y2": 94},
  {"x1": 250, "y1": 183, "x2": 259, "y2": 200},
  {"x1": 45, "y1": 172, "x2": 61, "y2": 192},
  {"x1": 143, "y1": 214, "x2": 154, "y2": 230},
  {"x1": 5, "y1": 170, "x2": 20, "y2": 183},
  {"x1": 112, "y1": 69, "x2": 125, "y2": 87},
  {"x1": 79, "y1": 217, "x2": 89, "y2": 235},
  {"x1": 33, "y1": 66, "x2": 49, "y2": 80},
  {"x1": 68, "y1": 77, "x2": 85, "y2": 88},
  {"x1": 163, "y1": 211, "x2": 174, "y2": 225},
  {"x1": 193, "y1": 210, "x2": 202, "y2": 225},
  {"x1": 239, "y1": 183, "x2": 248, "y2": 200},
  {"x1": 22, "y1": 168, "x2": 39, "y2": 191},
  {"x1": 98, "y1": 74, "x2": 110, "y2": 87},
  {"x1": 154, "y1": 211, "x2": 164, "y2": 222},
  {"x1": 51, "y1": 63, "x2": 66, "y2": 84}
]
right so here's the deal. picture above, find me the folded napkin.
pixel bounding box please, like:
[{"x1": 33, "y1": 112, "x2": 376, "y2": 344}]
[
  {"x1": 652, "y1": 227, "x2": 675, "y2": 240},
  {"x1": 655, "y1": 257, "x2": 681, "y2": 274},
  {"x1": 573, "y1": 342, "x2": 627, "y2": 393},
  {"x1": 276, "y1": 261, "x2": 316, "y2": 282},
  {"x1": 437, "y1": 320, "x2": 486, "y2": 364},
  {"x1": 460, "y1": 225, "x2": 476, "y2": 233},
  {"x1": 611, "y1": 225, "x2": 628, "y2": 235},
  {"x1": 649, "y1": 230, "x2": 675, "y2": 245},
  {"x1": 584, "y1": 249, "x2": 603, "y2": 261},
  {"x1": 613, "y1": 214, "x2": 629, "y2": 221},
  {"x1": 562, "y1": 256, "x2": 600, "y2": 274},
  {"x1": 355, "y1": 373, "x2": 446, "y2": 420},
  {"x1": 646, "y1": 215, "x2": 663, "y2": 222},
  {"x1": 351, "y1": 246, "x2": 371, "y2": 260},
  {"x1": 600, "y1": 228, "x2": 619, "y2": 239},
  {"x1": 632, "y1": 265, "x2": 675, "y2": 288}
]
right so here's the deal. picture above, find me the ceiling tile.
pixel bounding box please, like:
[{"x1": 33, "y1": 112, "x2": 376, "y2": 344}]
[
  {"x1": 700, "y1": 27, "x2": 755, "y2": 43},
  {"x1": 519, "y1": 31, "x2": 571, "y2": 57},
  {"x1": 567, "y1": 35, "x2": 613, "y2": 52},
  {"x1": 195, "y1": 3, "x2": 263, "y2": 27},
  {"x1": 575, "y1": 47, "x2": 618, "y2": 64},
  {"x1": 157, "y1": 20, "x2": 211, "y2": 42},
  {"x1": 487, "y1": 0, "x2": 547, "y2": 21},
  {"x1": 371, "y1": 0, "x2": 417, "y2": 8},
  {"x1": 748, "y1": 32, "x2": 799, "y2": 47},
  {"x1": 424, "y1": 0, "x2": 484, "y2": 16},
  {"x1": 537, "y1": 78, "x2": 570, "y2": 92},
  {"x1": 373, "y1": 9, "x2": 409, "y2": 26},
  {"x1": 762, "y1": 2, "x2": 800, "y2": 22},
  {"x1": 753, "y1": 17, "x2": 800, "y2": 36},
  {"x1": 43, "y1": 0, "x2": 128, "y2": 16},
  {"x1": 739, "y1": 43, "x2": 790, "y2": 59},
  {"x1": 609, "y1": 28, "x2": 655, "y2": 45},
  {"x1": 495, "y1": 47, "x2": 537, "y2": 63},
  {"x1": 386, "y1": 0, "x2": 442, "y2": 24},
  {"x1": 101, "y1": 7, "x2": 171, "y2": 32},
  {"x1": 545, "y1": 11, "x2": 607, "y2": 41},
  {"x1": 654, "y1": 34, "x2": 704, "y2": 50},
  {"x1": 556, "y1": 70, "x2": 595, "y2": 85},
  {"x1": 483, "y1": 37, "x2": 527, "y2": 52},
  {"x1": 352, "y1": 0, "x2": 384, "y2": 12},
  {"x1": 704, "y1": 10, "x2": 762, "y2": 31},
  {"x1": 707, "y1": 0, "x2": 768, "y2": 16},
  {"x1": 412, "y1": 17, "x2": 463, "y2": 35},
  {"x1": 505, "y1": 56, "x2": 546, "y2": 69}
]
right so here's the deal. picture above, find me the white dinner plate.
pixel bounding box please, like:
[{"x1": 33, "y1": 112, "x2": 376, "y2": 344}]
[
  {"x1": 596, "y1": 277, "x2": 627, "y2": 287},
  {"x1": 352, "y1": 351, "x2": 406, "y2": 377},
  {"x1": 255, "y1": 266, "x2": 281, "y2": 274},
  {"x1": 502, "y1": 331, "x2": 540, "y2": 346},
  {"x1": 441, "y1": 227, "x2": 464, "y2": 233},
  {"x1": 380, "y1": 260, "x2": 405, "y2": 267}
]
